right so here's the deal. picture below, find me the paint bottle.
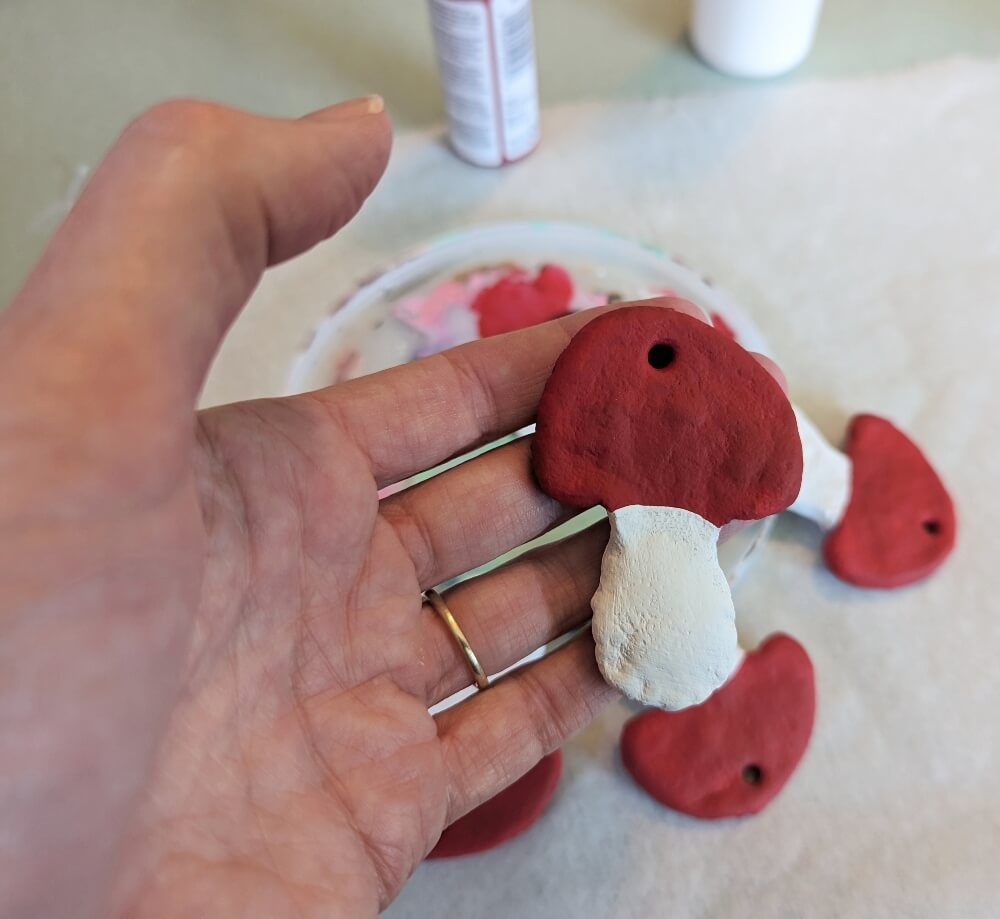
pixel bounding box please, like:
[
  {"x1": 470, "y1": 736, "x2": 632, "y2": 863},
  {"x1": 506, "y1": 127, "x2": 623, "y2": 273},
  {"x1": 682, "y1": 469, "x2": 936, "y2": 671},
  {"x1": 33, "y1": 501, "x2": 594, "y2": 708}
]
[
  {"x1": 427, "y1": 0, "x2": 540, "y2": 167},
  {"x1": 690, "y1": 0, "x2": 824, "y2": 79}
]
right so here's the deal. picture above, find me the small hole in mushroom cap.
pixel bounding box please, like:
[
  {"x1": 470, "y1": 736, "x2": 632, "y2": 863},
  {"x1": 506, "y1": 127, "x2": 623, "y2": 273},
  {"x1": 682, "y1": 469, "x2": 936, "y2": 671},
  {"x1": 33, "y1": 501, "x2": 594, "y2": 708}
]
[
  {"x1": 741, "y1": 764, "x2": 762, "y2": 785},
  {"x1": 647, "y1": 343, "x2": 676, "y2": 369},
  {"x1": 923, "y1": 519, "x2": 941, "y2": 535}
]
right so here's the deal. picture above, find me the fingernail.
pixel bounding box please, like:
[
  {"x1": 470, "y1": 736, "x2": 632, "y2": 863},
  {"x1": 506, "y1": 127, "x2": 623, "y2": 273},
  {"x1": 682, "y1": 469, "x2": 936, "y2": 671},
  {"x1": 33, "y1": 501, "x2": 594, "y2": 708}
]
[{"x1": 316, "y1": 95, "x2": 385, "y2": 121}]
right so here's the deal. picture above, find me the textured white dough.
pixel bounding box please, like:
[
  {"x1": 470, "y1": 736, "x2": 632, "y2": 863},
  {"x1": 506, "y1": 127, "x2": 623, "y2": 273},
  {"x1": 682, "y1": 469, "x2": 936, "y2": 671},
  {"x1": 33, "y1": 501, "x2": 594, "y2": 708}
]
[
  {"x1": 789, "y1": 406, "x2": 852, "y2": 530},
  {"x1": 591, "y1": 505, "x2": 743, "y2": 711}
]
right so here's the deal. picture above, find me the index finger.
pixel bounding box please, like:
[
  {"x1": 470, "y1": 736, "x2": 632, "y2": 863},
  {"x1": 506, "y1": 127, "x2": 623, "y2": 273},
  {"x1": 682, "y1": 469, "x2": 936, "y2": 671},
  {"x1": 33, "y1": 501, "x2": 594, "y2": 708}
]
[{"x1": 306, "y1": 297, "x2": 708, "y2": 488}]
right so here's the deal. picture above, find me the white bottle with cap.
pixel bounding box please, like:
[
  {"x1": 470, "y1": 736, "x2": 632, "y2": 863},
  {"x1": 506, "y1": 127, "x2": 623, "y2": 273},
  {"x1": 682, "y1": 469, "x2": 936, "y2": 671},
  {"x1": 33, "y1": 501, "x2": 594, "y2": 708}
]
[
  {"x1": 690, "y1": 0, "x2": 824, "y2": 79},
  {"x1": 428, "y1": 0, "x2": 541, "y2": 167}
]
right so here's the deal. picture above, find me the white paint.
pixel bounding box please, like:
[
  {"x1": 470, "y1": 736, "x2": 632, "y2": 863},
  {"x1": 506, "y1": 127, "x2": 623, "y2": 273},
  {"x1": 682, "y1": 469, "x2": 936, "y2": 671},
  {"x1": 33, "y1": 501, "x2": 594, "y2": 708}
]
[
  {"x1": 789, "y1": 405, "x2": 852, "y2": 530},
  {"x1": 592, "y1": 505, "x2": 743, "y2": 711}
]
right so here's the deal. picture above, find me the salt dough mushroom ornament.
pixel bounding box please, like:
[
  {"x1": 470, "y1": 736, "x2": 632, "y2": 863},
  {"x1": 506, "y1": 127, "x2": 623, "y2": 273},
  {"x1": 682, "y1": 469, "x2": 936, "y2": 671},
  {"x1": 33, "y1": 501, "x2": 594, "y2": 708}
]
[{"x1": 533, "y1": 304, "x2": 804, "y2": 709}]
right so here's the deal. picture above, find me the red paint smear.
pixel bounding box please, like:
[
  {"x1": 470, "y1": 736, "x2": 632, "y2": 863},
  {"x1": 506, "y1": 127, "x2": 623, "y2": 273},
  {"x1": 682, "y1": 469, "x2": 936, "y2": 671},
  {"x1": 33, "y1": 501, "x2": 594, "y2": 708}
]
[
  {"x1": 621, "y1": 634, "x2": 815, "y2": 819},
  {"x1": 533, "y1": 305, "x2": 802, "y2": 525},
  {"x1": 471, "y1": 264, "x2": 574, "y2": 337},
  {"x1": 428, "y1": 751, "x2": 563, "y2": 858},
  {"x1": 824, "y1": 414, "x2": 956, "y2": 588}
]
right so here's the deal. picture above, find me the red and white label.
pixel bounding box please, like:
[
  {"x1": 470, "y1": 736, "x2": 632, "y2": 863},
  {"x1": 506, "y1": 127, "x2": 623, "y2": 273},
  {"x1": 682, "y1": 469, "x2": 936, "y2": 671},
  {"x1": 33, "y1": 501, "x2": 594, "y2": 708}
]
[{"x1": 428, "y1": 0, "x2": 540, "y2": 166}]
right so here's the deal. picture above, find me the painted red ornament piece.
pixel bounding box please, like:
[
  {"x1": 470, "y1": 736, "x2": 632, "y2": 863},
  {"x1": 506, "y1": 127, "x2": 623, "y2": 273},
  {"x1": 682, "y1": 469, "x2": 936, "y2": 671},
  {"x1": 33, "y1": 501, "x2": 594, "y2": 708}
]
[
  {"x1": 471, "y1": 264, "x2": 574, "y2": 337},
  {"x1": 533, "y1": 305, "x2": 803, "y2": 525},
  {"x1": 824, "y1": 413, "x2": 956, "y2": 588},
  {"x1": 427, "y1": 751, "x2": 563, "y2": 859},
  {"x1": 620, "y1": 634, "x2": 815, "y2": 819}
]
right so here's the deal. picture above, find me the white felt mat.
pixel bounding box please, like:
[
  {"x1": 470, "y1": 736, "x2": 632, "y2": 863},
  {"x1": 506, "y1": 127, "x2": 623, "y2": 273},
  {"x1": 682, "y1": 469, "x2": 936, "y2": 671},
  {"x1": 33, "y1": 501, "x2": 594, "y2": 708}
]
[{"x1": 205, "y1": 58, "x2": 1000, "y2": 919}]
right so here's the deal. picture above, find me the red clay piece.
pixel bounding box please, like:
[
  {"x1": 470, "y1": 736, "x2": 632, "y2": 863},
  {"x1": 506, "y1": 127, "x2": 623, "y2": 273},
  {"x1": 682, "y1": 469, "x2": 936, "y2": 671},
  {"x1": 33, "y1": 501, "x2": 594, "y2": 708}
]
[
  {"x1": 620, "y1": 634, "x2": 815, "y2": 819},
  {"x1": 533, "y1": 305, "x2": 802, "y2": 525},
  {"x1": 824, "y1": 414, "x2": 956, "y2": 588},
  {"x1": 472, "y1": 264, "x2": 574, "y2": 337},
  {"x1": 427, "y1": 751, "x2": 563, "y2": 858}
]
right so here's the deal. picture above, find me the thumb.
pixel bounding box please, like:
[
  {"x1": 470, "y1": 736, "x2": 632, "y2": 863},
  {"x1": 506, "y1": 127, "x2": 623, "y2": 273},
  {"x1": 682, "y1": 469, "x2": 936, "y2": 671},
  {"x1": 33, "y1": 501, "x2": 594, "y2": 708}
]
[{"x1": 3, "y1": 96, "x2": 391, "y2": 409}]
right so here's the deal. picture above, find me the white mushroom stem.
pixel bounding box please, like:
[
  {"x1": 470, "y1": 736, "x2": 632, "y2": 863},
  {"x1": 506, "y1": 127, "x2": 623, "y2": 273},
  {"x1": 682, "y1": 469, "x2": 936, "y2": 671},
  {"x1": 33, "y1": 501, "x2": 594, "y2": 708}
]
[
  {"x1": 592, "y1": 505, "x2": 744, "y2": 711},
  {"x1": 789, "y1": 405, "x2": 852, "y2": 530}
]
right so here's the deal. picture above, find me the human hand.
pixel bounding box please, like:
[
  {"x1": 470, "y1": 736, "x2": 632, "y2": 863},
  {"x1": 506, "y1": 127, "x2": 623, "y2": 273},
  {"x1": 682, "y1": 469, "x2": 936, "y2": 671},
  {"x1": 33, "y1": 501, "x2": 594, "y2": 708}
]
[
  {"x1": 0, "y1": 95, "x2": 613, "y2": 919},
  {"x1": 0, "y1": 96, "x2": 786, "y2": 918}
]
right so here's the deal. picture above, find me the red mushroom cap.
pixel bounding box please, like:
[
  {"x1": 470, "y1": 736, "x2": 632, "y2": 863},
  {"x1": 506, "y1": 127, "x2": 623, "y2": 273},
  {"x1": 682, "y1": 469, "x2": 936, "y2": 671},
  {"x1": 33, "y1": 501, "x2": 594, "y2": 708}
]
[
  {"x1": 533, "y1": 305, "x2": 803, "y2": 526},
  {"x1": 472, "y1": 264, "x2": 574, "y2": 337},
  {"x1": 620, "y1": 633, "x2": 815, "y2": 819},
  {"x1": 824, "y1": 414, "x2": 956, "y2": 588}
]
